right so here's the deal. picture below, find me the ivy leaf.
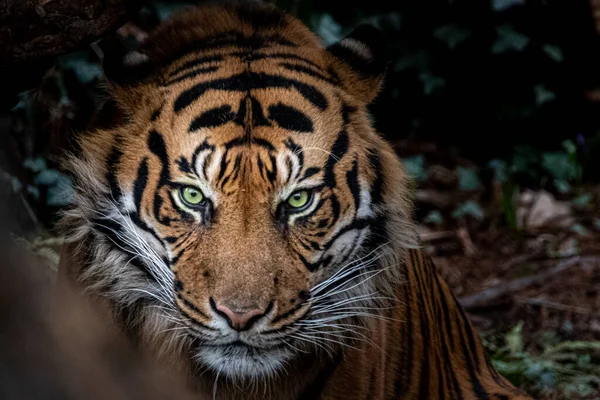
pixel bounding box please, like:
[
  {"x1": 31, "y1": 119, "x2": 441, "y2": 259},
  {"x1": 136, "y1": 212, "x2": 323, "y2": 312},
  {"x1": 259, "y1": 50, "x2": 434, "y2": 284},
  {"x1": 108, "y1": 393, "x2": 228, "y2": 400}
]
[
  {"x1": 489, "y1": 159, "x2": 508, "y2": 182},
  {"x1": 505, "y1": 321, "x2": 524, "y2": 354},
  {"x1": 59, "y1": 51, "x2": 104, "y2": 84},
  {"x1": 402, "y1": 155, "x2": 429, "y2": 182},
  {"x1": 23, "y1": 157, "x2": 48, "y2": 173},
  {"x1": 451, "y1": 201, "x2": 484, "y2": 220},
  {"x1": 534, "y1": 84, "x2": 556, "y2": 105},
  {"x1": 457, "y1": 166, "x2": 481, "y2": 191},
  {"x1": 543, "y1": 44, "x2": 564, "y2": 62},
  {"x1": 419, "y1": 72, "x2": 445, "y2": 95},
  {"x1": 492, "y1": 0, "x2": 525, "y2": 12},
  {"x1": 312, "y1": 13, "x2": 343, "y2": 46},
  {"x1": 433, "y1": 24, "x2": 471, "y2": 49},
  {"x1": 572, "y1": 193, "x2": 592, "y2": 206},
  {"x1": 424, "y1": 210, "x2": 443, "y2": 225},
  {"x1": 492, "y1": 25, "x2": 529, "y2": 54}
]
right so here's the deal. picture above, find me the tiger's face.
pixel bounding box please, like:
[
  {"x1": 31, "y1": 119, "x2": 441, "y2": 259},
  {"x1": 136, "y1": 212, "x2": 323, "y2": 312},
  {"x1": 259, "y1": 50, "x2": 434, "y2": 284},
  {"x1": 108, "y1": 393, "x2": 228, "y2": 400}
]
[{"x1": 64, "y1": 3, "x2": 416, "y2": 381}]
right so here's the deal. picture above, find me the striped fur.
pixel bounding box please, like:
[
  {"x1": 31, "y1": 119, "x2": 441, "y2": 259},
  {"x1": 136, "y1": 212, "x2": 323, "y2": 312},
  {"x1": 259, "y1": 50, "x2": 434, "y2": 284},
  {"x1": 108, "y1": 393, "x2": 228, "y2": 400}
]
[{"x1": 57, "y1": 2, "x2": 533, "y2": 399}]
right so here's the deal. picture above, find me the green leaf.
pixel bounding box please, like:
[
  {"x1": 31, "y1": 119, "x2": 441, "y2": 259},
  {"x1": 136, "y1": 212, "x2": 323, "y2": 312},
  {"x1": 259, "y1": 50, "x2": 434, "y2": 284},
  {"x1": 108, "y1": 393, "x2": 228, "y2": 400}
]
[
  {"x1": 572, "y1": 193, "x2": 592, "y2": 206},
  {"x1": 488, "y1": 159, "x2": 508, "y2": 182},
  {"x1": 492, "y1": 25, "x2": 530, "y2": 54},
  {"x1": 360, "y1": 13, "x2": 402, "y2": 31},
  {"x1": 571, "y1": 224, "x2": 590, "y2": 237},
  {"x1": 542, "y1": 152, "x2": 576, "y2": 181},
  {"x1": 451, "y1": 200, "x2": 484, "y2": 220},
  {"x1": 312, "y1": 13, "x2": 343, "y2": 46},
  {"x1": 402, "y1": 155, "x2": 429, "y2": 182},
  {"x1": 457, "y1": 166, "x2": 481, "y2": 191},
  {"x1": 58, "y1": 51, "x2": 104, "y2": 84},
  {"x1": 554, "y1": 179, "x2": 571, "y2": 194},
  {"x1": 543, "y1": 44, "x2": 564, "y2": 62},
  {"x1": 23, "y1": 157, "x2": 47, "y2": 173},
  {"x1": 424, "y1": 210, "x2": 443, "y2": 225},
  {"x1": 505, "y1": 321, "x2": 524, "y2": 354},
  {"x1": 419, "y1": 72, "x2": 445, "y2": 95},
  {"x1": 534, "y1": 84, "x2": 556, "y2": 105},
  {"x1": 433, "y1": 24, "x2": 471, "y2": 49},
  {"x1": 492, "y1": 0, "x2": 525, "y2": 12}
]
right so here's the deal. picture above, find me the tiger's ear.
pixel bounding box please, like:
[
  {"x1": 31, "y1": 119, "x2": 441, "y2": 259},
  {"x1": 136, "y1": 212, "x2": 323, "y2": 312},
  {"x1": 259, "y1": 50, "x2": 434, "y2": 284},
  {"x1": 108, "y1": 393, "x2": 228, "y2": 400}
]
[
  {"x1": 326, "y1": 24, "x2": 387, "y2": 104},
  {"x1": 100, "y1": 35, "x2": 155, "y2": 86},
  {"x1": 98, "y1": 35, "x2": 158, "y2": 112}
]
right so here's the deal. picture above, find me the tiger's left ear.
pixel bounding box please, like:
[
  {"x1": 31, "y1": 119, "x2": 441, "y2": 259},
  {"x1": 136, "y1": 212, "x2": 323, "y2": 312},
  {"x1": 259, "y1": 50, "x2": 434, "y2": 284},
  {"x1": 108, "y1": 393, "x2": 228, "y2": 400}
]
[{"x1": 326, "y1": 24, "x2": 387, "y2": 104}]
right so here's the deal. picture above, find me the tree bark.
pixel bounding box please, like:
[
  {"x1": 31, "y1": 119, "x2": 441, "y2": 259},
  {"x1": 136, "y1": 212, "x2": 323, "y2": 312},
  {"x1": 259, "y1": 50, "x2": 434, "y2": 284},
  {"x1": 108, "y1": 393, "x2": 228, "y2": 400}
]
[{"x1": 0, "y1": 0, "x2": 142, "y2": 109}]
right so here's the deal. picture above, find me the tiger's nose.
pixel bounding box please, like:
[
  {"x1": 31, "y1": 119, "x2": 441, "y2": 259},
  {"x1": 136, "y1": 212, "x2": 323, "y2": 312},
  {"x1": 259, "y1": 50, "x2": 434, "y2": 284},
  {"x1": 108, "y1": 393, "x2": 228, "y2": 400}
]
[{"x1": 210, "y1": 299, "x2": 268, "y2": 331}]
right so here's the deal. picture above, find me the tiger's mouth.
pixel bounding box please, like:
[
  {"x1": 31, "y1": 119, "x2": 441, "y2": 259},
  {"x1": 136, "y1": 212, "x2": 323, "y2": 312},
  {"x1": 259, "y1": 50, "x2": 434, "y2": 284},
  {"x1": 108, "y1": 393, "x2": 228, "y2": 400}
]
[{"x1": 195, "y1": 339, "x2": 294, "y2": 379}]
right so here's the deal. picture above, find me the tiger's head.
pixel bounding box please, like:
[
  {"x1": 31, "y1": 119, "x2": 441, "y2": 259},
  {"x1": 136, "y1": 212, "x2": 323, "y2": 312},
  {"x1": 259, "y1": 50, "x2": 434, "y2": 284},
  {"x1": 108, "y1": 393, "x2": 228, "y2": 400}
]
[{"x1": 61, "y1": 2, "x2": 417, "y2": 381}]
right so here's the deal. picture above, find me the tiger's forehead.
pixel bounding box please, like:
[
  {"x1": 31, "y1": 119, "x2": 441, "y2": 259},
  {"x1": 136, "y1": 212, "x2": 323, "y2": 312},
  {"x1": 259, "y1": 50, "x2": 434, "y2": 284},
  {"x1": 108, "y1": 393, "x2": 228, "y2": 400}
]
[{"x1": 144, "y1": 48, "x2": 351, "y2": 174}]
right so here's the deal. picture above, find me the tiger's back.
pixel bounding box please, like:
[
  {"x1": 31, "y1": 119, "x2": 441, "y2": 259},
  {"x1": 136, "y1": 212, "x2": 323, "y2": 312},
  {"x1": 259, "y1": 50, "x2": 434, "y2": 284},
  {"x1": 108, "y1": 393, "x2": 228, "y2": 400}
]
[{"x1": 57, "y1": 2, "x2": 533, "y2": 399}]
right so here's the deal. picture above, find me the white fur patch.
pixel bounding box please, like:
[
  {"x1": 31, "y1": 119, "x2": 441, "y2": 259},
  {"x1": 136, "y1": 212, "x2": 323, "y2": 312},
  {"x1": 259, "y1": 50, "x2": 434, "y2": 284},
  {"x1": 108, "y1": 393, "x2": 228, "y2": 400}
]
[
  {"x1": 340, "y1": 38, "x2": 373, "y2": 60},
  {"x1": 123, "y1": 51, "x2": 150, "y2": 67}
]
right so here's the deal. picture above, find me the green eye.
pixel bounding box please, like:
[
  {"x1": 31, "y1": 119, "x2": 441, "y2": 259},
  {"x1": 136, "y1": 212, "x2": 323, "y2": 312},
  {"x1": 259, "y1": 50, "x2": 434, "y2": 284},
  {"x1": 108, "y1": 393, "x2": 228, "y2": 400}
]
[
  {"x1": 287, "y1": 190, "x2": 311, "y2": 209},
  {"x1": 180, "y1": 186, "x2": 204, "y2": 206}
]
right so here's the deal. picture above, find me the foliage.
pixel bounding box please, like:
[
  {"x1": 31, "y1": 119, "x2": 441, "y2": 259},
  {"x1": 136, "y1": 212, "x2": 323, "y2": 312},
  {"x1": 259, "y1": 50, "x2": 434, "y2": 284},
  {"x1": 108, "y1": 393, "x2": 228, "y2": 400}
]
[{"x1": 482, "y1": 323, "x2": 600, "y2": 399}]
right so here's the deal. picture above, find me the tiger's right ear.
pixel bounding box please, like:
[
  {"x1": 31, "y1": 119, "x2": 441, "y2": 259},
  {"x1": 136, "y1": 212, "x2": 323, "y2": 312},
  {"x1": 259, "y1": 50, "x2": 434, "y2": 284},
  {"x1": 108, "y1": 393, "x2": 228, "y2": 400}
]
[
  {"x1": 98, "y1": 35, "x2": 158, "y2": 109},
  {"x1": 100, "y1": 34, "x2": 155, "y2": 86},
  {"x1": 326, "y1": 24, "x2": 388, "y2": 104}
]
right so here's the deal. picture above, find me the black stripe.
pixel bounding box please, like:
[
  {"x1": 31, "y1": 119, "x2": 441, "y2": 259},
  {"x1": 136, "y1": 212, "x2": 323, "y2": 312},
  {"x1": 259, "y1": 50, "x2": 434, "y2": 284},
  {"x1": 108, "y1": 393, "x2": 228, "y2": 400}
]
[
  {"x1": 91, "y1": 217, "x2": 156, "y2": 282},
  {"x1": 151, "y1": 108, "x2": 161, "y2": 121},
  {"x1": 133, "y1": 158, "x2": 149, "y2": 212},
  {"x1": 394, "y1": 267, "x2": 413, "y2": 397},
  {"x1": 368, "y1": 151, "x2": 383, "y2": 205},
  {"x1": 413, "y1": 253, "x2": 432, "y2": 400},
  {"x1": 246, "y1": 52, "x2": 325, "y2": 72},
  {"x1": 189, "y1": 105, "x2": 236, "y2": 131},
  {"x1": 106, "y1": 140, "x2": 123, "y2": 201},
  {"x1": 324, "y1": 131, "x2": 349, "y2": 188},
  {"x1": 178, "y1": 293, "x2": 210, "y2": 319},
  {"x1": 178, "y1": 307, "x2": 217, "y2": 331},
  {"x1": 285, "y1": 139, "x2": 303, "y2": 171},
  {"x1": 176, "y1": 156, "x2": 192, "y2": 173},
  {"x1": 271, "y1": 302, "x2": 306, "y2": 324},
  {"x1": 346, "y1": 157, "x2": 361, "y2": 214},
  {"x1": 434, "y1": 272, "x2": 457, "y2": 352},
  {"x1": 148, "y1": 130, "x2": 170, "y2": 182},
  {"x1": 148, "y1": 130, "x2": 171, "y2": 225},
  {"x1": 190, "y1": 140, "x2": 215, "y2": 179},
  {"x1": 452, "y1": 291, "x2": 489, "y2": 400},
  {"x1": 454, "y1": 292, "x2": 483, "y2": 373},
  {"x1": 174, "y1": 71, "x2": 328, "y2": 113},
  {"x1": 166, "y1": 66, "x2": 220, "y2": 85},
  {"x1": 279, "y1": 62, "x2": 337, "y2": 84},
  {"x1": 301, "y1": 167, "x2": 320, "y2": 180},
  {"x1": 268, "y1": 103, "x2": 313, "y2": 133},
  {"x1": 168, "y1": 55, "x2": 224, "y2": 77}
]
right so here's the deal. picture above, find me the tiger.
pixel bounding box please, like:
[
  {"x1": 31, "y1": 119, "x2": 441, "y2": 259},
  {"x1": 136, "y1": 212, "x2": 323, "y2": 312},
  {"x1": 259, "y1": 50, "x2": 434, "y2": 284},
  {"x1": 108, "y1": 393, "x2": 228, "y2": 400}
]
[{"x1": 56, "y1": 1, "x2": 534, "y2": 399}]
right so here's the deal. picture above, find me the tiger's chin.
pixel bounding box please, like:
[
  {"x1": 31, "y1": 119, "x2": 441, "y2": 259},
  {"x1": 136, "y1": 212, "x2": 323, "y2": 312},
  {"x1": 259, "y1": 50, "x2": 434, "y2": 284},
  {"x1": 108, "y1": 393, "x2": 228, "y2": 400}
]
[{"x1": 195, "y1": 343, "x2": 294, "y2": 380}]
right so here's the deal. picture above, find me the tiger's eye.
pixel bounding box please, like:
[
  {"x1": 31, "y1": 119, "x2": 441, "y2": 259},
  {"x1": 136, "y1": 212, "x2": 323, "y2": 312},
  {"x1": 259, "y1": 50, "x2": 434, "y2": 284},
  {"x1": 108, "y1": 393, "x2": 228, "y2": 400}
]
[
  {"x1": 180, "y1": 186, "x2": 204, "y2": 205},
  {"x1": 287, "y1": 190, "x2": 310, "y2": 209}
]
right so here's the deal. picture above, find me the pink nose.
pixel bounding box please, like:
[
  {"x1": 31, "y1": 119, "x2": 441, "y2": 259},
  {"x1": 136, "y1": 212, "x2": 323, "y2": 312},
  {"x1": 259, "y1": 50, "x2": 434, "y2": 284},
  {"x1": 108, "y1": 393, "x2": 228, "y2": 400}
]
[{"x1": 214, "y1": 303, "x2": 266, "y2": 331}]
